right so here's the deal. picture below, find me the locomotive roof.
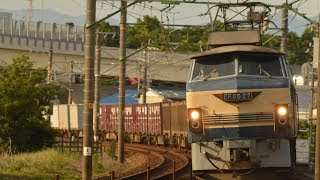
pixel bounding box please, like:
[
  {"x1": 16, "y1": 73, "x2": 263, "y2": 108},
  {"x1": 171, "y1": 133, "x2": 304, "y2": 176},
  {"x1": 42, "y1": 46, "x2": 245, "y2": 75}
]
[{"x1": 191, "y1": 45, "x2": 283, "y2": 59}]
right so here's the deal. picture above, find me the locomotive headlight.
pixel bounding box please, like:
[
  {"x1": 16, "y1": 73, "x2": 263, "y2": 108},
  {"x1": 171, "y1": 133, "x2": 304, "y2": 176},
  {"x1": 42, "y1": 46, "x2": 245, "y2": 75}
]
[
  {"x1": 277, "y1": 106, "x2": 287, "y2": 116},
  {"x1": 188, "y1": 108, "x2": 203, "y2": 133},
  {"x1": 188, "y1": 108, "x2": 202, "y2": 121},
  {"x1": 191, "y1": 110, "x2": 200, "y2": 120},
  {"x1": 274, "y1": 104, "x2": 289, "y2": 132}
]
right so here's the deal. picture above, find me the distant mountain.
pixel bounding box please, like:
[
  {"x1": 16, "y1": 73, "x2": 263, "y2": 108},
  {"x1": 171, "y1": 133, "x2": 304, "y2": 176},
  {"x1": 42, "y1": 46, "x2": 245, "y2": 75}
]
[{"x1": 0, "y1": 8, "x2": 118, "y2": 26}]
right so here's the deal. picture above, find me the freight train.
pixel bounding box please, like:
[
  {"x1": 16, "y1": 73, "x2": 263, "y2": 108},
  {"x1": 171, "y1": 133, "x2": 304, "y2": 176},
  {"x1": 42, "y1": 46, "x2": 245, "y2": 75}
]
[
  {"x1": 50, "y1": 101, "x2": 189, "y2": 148},
  {"x1": 187, "y1": 30, "x2": 298, "y2": 178}
]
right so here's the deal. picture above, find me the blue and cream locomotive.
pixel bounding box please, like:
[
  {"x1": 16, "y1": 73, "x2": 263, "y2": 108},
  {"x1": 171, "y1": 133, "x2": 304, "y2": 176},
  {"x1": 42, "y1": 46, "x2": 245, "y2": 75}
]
[{"x1": 187, "y1": 30, "x2": 298, "y2": 178}]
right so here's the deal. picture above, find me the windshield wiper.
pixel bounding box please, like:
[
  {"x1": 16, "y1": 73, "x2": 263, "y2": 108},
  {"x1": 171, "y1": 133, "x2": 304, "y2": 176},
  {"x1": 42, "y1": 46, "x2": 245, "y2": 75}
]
[
  {"x1": 202, "y1": 68, "x2": 218, "y2": 81},
  {"x1": 258, "y1": 64, "x2": 271, "y2": 78},
  {"x1": 202, "y1": 74, "x2": 211, "y2": 81}
]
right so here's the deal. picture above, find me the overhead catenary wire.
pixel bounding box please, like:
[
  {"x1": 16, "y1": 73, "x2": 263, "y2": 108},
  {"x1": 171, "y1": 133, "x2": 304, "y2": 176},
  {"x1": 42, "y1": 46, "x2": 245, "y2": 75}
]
[
  {"x1": 100, "y1": 0, "x2": 180, "y2": 15},
  {"x1": 96, "y1": 0, "x2": 210, "y2": 27},
  {"x1": 97, "y1": 1, "x2": 104, "y2": 19},
  {"x1": 64, "y1": 0, "x2": 315, "y2": 82},
  {"x1": 99, "y1": 1, "x2": 144, "y2": 20},
  {"x1": 39, "y1": 0, "x2": 316, "y2": 93},
  {"x1": 71, "y1": 0, "x2": 84, "y2": 10},
  {"x1": 79, "y1": 0, "x2": 315, "y2": 33}
]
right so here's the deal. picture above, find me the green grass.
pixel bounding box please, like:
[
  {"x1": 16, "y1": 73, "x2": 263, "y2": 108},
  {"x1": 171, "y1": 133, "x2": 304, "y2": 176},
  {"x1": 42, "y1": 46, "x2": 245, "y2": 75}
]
[{"x1": 0, "y1": 149, "x2": 113, "y2": 179}]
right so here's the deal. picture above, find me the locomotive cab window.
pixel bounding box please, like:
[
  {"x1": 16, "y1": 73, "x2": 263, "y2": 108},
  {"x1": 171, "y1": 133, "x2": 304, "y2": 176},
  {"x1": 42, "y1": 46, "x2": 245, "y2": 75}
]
[
  {"x1": 191, "y1": 55, "x2": 235, "y2": 81},
  {"x1": 238, "y1": 54, "x2": 284, "y2": 77}
]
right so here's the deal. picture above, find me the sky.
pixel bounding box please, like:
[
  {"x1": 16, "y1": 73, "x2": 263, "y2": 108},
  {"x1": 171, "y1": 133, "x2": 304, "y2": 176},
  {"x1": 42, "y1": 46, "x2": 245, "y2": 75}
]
[{"x1": 0, "y1": 0, "x2": 319, "y2": 27}]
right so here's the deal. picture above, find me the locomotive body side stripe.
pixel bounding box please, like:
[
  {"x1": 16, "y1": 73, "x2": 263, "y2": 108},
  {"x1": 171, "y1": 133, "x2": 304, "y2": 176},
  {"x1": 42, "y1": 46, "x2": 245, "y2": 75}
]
[{"x1": 186, "y1": 76, "x2": 290, "y2": 92}]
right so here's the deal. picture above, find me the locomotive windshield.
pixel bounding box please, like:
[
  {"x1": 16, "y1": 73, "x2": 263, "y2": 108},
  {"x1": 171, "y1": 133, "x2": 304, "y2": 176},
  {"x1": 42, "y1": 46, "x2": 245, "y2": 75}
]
[
  {"x1": 191, "y1": 54, "x2": 235, "y2": 80},
  {"x1": 191, "y1": 53, "x2": 284, "y2": 81},
  {"x1": 238, "y1": 54, "x2": 283, "y2": 77}
]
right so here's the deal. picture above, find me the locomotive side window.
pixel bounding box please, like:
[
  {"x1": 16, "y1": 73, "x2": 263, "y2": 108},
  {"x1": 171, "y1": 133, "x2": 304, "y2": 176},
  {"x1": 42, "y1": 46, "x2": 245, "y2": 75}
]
[
  {"x1": 238, "y1": 54, "x2": 283, "y2": 77},
  {"x1": 191, "y1": 55, "x2": 235, "y2": 81}
]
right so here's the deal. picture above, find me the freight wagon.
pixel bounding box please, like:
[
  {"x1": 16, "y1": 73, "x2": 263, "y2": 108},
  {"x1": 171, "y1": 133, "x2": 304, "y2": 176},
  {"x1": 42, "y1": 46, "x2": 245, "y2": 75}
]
[{"x1": 51, "y1": 101, "x2": 189, "y2": 148}]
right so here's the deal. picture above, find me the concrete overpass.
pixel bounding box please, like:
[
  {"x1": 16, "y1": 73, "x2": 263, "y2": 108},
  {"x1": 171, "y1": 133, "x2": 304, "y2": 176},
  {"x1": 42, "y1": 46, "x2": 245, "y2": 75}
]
[{"x1": 0, "y1": 18, "x2": 191, "y2": 82}]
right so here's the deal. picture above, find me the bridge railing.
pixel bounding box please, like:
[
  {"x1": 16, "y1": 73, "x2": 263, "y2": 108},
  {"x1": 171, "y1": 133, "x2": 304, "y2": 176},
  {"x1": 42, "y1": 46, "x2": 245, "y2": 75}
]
[
  {"x1": 0, "y1": 18, "x2": 86, "y2": 54},
  {"x1": 0, "y1": 18, "x2": 85, "y2": 43}
]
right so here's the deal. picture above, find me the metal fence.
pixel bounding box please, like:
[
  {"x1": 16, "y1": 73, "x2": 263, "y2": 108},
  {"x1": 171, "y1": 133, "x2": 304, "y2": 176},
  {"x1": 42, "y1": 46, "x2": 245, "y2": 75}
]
[
  {"x1": 53, "y1": 137, "x2": 104, "y2": 154},
  {"x1": 0, "y1": 18, "x2": 84, "y2": 42}
]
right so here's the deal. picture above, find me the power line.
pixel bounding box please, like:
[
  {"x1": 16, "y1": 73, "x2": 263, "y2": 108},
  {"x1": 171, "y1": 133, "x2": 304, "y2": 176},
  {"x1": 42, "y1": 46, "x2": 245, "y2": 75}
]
[
  {"x1": 96, "y1": 0, "x2": 210, "y2": 28},
  {"x1": 98, "y1": 1, "x2": 144, "y2": 20},
  {"x1": 71, "y1": 0, "x2": 84, "y2": 9},
  {"x1": 97, "y1": 1, "x2": 104, "y2": 19}
]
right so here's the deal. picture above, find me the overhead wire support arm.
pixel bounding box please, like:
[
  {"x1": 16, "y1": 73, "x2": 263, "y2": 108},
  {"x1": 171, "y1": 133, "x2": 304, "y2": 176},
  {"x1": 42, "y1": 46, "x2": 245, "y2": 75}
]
[
  {"x1": 86, "y1": 0, "x2": 141, "y2": 29},
  {"x1": 286, "y1": 5, "x2": 318, "y2": 26},
  {"x1": 288, "y1": 0, "x2": 301, "y2": 6},
  {"x1": 120, "y1": 45, "x2": 148, "y2": 61},
  {"x1": 267, "y1": 0, "x2": 301, "y2": 9},
  {"x1": 99, "y1": 0, "x2": 275, "y2": 6},
  {"x1": 217, "y1": 2, "x2": 272, "y2": 12},
  {"x1": 267, "y1": 0, "x2": 317, "y2": 26},
  {"x1": 126, "y1": 22, "x2": 207, "y2": 27}
]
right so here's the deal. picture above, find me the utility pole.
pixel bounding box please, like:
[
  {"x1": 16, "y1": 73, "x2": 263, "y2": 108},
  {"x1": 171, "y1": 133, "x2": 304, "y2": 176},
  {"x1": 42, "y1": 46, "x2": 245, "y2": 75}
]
[
  {"x1": 142, "y1": 45, "x2": 147, "y2": 104},
  {"x1": 82, "y1": 0, "x2": 95, "y2": 179},
  {"x1": 93, "y1": 32, "x2": 101, "y2": 142},
  {"x1": 146, "y1": 39, "x2": 151, "y2": 88},
  {"x1": 137, "y1": 43, "x2": 145, "y2": 94},
  {"x1": 137, "y1": 63, "x2": 141, "y2": 92},
  {"x1": 315, "y1": 14, "x2": 320, "y2": 180},
  {"x1": 67, "y1": 61, "x2": 73, "y2": 130},
  {"x1": 308, "y1": 64, "x2": 314, "y2": 170},
  {"x1": 68, "y1": 61, "x2": 73, "y2": 105},
  {"x1": 47, "y1": 47, "x2": 53, "y2": 84},
  {"x1": 280, "y1": 2, "x2": 288, "y2": 54},
  {"x1": 118, "y1": 0, "x2": 127, "y2": 164}
]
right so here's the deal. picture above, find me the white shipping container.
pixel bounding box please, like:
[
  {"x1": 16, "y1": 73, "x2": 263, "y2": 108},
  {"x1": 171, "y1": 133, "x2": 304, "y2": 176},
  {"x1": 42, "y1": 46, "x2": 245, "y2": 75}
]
[
  {"x1": 50, "y1": 105, "x2": 59, "y2": 128},
  {"x1": 51, "y1": 104, "x2": 84, "y2": 130},
  {"x1": 70, "y1": 104, "x2": 83, "y2": 129},
  {"x1": 58, "y1": 104, "x2": 69, "y2": 129}
]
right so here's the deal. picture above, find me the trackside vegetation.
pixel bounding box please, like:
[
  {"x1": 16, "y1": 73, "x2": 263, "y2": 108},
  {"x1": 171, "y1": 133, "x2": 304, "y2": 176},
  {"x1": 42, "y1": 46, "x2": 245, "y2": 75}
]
[
  {"x1": 0, "y1": 148, "x2": 150, "y2": 179},
  {"x1": 0, "y1": 149, "x2": 108, "y2": 179},
  {"x1": 0, "y1": 55, "x2": 59, "y2": 153}
]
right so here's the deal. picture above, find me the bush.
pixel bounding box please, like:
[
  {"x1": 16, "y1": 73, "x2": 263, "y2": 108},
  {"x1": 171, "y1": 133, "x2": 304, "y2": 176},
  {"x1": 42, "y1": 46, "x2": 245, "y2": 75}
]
[{"x1": 0, "y1": 55, "x2": 60, "y2": 153}]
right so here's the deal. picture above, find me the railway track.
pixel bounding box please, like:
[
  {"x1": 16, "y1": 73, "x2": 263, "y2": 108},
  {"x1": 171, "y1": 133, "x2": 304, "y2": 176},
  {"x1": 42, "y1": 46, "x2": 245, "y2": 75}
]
[{"x1": 121, "y1": 143, "x2": 190, "y2": 180}]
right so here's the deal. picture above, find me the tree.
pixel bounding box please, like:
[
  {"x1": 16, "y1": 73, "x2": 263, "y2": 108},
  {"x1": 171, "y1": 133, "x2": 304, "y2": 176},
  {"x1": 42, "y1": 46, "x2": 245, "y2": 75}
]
[
  {"x1": 170, "y1": 26, "x2": 211, "y2": 52},
  {"x1": 96, "y1": 21, "x2": 119, "y2": 47},
  {"x1": 0, "y1": 55, "x2": 59, "y2": 153},
  {"x1": 263, "y1": 28, "x2": 315, "y2": 65},
  {"x1": 299, "y1": 27, "x2": 315, "y2": 63},
  {"x1": 262, "y1": 33, "x2": 281, "y2": 50},
  {"x1": 287, "y1": 30, "x2": 314, "y2": 65},
  {"x1": 98, "y1": 15, "x2": 315, "y2": 65},
  {"x1": 127, "y1": 15, "x2": 163, "y2": 49},
  {"x1": 168, "y1": 21, "x2": 223, "y2": 52}
]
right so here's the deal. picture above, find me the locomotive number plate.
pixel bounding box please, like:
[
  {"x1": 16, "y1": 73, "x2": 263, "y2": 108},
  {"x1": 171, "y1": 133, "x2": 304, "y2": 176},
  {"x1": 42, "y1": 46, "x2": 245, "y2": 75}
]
[{"x1": 222, "y1": 92, "x2": 252, "y2": 101}]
